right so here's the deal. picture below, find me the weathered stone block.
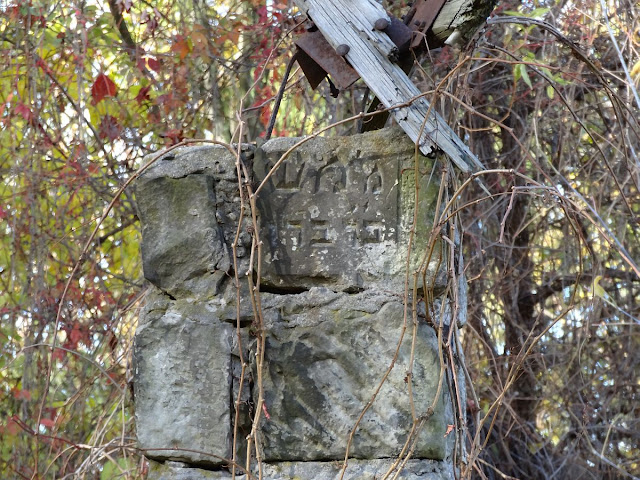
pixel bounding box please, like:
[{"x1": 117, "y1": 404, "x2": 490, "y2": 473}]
[
  {"x1": 259, "y1": 459, "x2": 454, "y2": 480},
  {"x1": 135, "y1": 146, "x2": 252, "y2": 298},
  {"x1": 147, "y1": 461, "x2": 225, "y2": 480},
  {"x1": 134, "y1": 288, "x2": 236, "y2": 466},
  {"x1": 133, "y1": 128, "x2": 463, "y2": 480},
  {"x1": 135, "y1": 130, "x2": 443, "y2": 297},
  {"x1": 256, "y1": 288, "x2": 451, "y2": 462},
  {"x1": 255, "y1": 128, "x2": 443, "y2": 293},
  {"x1": 146, "y1": 459, "x2": 453, "y2": 480}
]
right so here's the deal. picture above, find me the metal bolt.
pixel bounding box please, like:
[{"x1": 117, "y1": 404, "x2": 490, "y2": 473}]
[
  {"x1": 336, "y1": 44, "x2": 350, "y2": 56},
  {"x1": 374, "y1": 18, "x2": 389, "y2": 30}
]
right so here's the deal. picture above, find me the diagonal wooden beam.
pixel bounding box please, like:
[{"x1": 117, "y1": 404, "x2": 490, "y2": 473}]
[{"x1": 293, "y1": 0, "x2": 484, "y2": 174}]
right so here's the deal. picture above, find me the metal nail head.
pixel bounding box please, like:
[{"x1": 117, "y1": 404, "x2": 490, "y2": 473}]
[
  {"x1": 336, "y1": 44, "x2": 350, "y2": 56},
  {"x1": 374, "y1": 18, "x2": 389, "y2": 30}
]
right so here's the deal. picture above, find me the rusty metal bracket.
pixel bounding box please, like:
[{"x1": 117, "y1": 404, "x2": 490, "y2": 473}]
[
  {"x1": 384, "y1": 15, "x2": 413, "y2": 54},
  {"x1": 295, "y1": 29, "x2": 360, "y2": 91},
  {"x1": 294, "y1": 14, "x2": 413, "y2": 94},
  {"x1": 293, "y1": 1, "x2": 450, "y2": 95},
  {"x1": 294, "y1": 47, "x2": 327, "y2": 90}
]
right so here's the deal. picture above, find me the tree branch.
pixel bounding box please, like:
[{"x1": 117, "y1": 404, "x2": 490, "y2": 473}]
[
  {"x1": 531, "y1": 268, "x2": 639, "y2": 305},
  {"x1": 107, "y1": 0, "x2": 136, "y2": 56}
]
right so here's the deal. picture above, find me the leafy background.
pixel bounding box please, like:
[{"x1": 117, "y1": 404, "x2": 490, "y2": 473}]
[{"x1": 0, "y1": 0, "x2": 638, "y2": 478}]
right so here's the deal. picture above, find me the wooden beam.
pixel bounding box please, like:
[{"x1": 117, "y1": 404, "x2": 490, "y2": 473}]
[{"x1": 294, "y1": 0, "x2": 484, "y2": 173}]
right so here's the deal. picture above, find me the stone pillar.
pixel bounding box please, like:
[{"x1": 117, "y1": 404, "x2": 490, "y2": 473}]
[{"x1": 133, "y1": 128, "x2": 465, "y2": 480}]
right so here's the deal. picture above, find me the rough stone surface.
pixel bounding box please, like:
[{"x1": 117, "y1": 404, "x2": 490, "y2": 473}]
[
  {"x1": 147, "y1": 459, "x2": 453, "y2": 480},
  {"x1": 256, "y1": 288, "x2": 450, "y2": 461},
  {"x1": 134, "y1": 288, "x2": 237, "y2": 465},
  {"x1": 135, "y1": 130, "x2": 444, "y2": 297},
  {"x1": 135, "y1": 145, "x2": 253, "y2": 299},
  {"x1": 256, "y1": 128, "x2": 443, "y2": 293},
  {"x1": 148, "y1": 461, "x2": 225, "y2": 480},
  {"x1": 259, "y1": 459, "x2": 454, "y2": 480}
]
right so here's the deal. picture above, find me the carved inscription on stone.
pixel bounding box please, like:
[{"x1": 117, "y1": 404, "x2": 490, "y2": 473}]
[{"x1": 255, "y1": 142, "x2": 408, "y2": 289}]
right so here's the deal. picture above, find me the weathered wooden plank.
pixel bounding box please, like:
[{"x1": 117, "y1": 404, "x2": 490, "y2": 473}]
[
  {"x1": 294, "y1": 0, "x2": 484, "y2": 173},
  {"x1": 323, "y1": 0, "x2": 398, "y2": 60}
]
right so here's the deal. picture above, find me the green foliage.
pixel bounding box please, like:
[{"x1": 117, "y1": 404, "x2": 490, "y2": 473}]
[{"x1": 0, "y1": 0, "x2": 638, "y2": 478}]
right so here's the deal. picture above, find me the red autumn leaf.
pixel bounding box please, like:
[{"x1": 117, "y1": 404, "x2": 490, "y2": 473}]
[
  {"x1": 259, "y1": 105, "x2": 271, "y2": 128},
  {"x1": 40, "y1": 418, "x2": 55, "y2": 428},
  {"x1": 171, "y1": 35, "x2": 191, "y2": 61},
  {"x1": 87, "y1": 162, "x2": 100, "y2": 175},
  {"x1": 91, "y1": 73, "x2": 117, "y2": 104},
  {"x1": 147, "y1": 57, "x2": 161, "y2": 71},
  {"x1": 7, "y1": 6, "x2": 19, "y2": 21},
  {"x1": 14, "y1": 103, "x2": 33, "y2": 121},
  {"x1": 190, "y1": 29, "x2": 209, "y2": 58},
  {"x1": 52, "y1": 348, "x2": 65, "y2": 361},
  {"x1": 69, "y1": 325, "x2": 83, "y2": 347},
  {"x1": 137, "y1": 56, "x2": 161, "y2": 72},
  {"x1": 12, "y1": 388, "x2": 31, "y2": 400},
  {"x1": 99, "y1": 115, "x2": 121, "y2": 140},
  {"x1": 160, "y1": 129, "x2": 184, "y2": 144},
  {"x1": 135, "y1": 85, "x2": 151, "y2": 105},
  {"x1": 1, "y1": 417, "x2": 20, "y2": 436},
  {"x1": 257, "y1": 6, "x2": 268, "y2": 23},
  {"x1": 105, "y1": 371, "x2": 121, "y2": 385},
  {"x1": 156, "y1": 92, "x2": 182, "y2": 112},
  {"x1": 35, "y1": 57, "x2": 52, "y2": 75}
]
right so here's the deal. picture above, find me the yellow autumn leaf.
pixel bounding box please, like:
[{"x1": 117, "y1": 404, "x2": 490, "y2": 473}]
[
  {"x1": 631, "y1": 60, "x2": 640, "y2": 85},
  {"x1": 592, "y1": 275, "x2": 606, "y2": 299}
]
